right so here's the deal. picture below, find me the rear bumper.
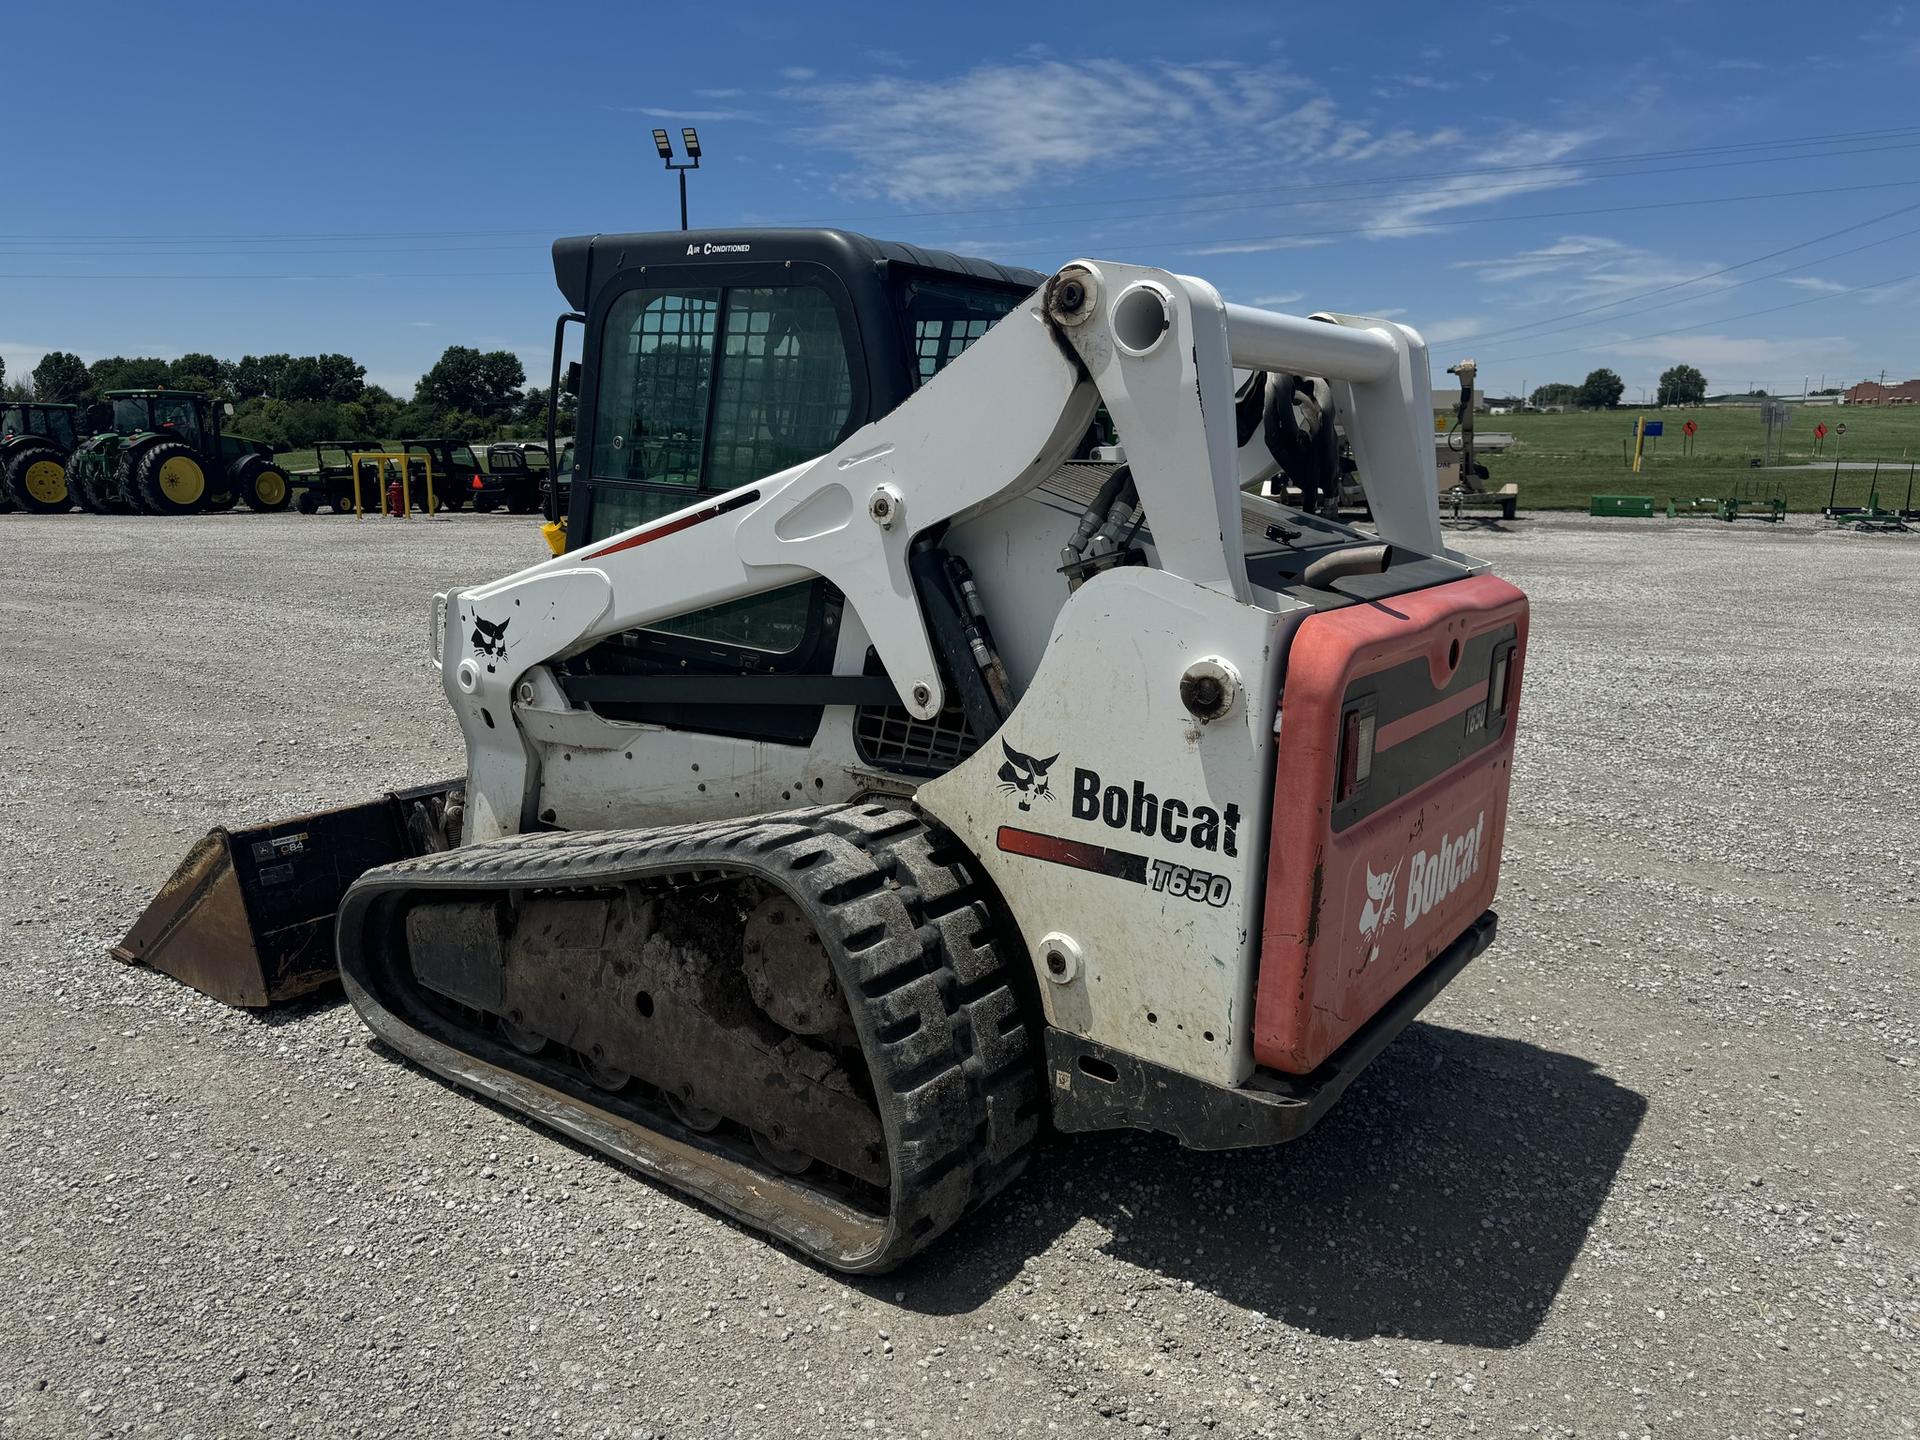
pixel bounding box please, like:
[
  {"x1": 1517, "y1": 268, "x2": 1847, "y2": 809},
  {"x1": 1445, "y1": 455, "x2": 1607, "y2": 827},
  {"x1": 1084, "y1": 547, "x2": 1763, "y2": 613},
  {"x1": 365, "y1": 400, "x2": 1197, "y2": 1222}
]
[{"x1": 1045, "y1": 910, "x2": 1497, "y2": 1150}]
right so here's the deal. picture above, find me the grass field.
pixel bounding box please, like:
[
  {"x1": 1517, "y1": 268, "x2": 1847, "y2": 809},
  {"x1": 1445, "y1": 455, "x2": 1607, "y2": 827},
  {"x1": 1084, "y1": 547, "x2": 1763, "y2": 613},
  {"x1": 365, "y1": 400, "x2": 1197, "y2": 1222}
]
[
  {"x1": 1488, "y1": 404, "x2": 1920, "y2": 511},
  {"x1": 266, "y1": 405, "x2": 1920, "y2": 513}
]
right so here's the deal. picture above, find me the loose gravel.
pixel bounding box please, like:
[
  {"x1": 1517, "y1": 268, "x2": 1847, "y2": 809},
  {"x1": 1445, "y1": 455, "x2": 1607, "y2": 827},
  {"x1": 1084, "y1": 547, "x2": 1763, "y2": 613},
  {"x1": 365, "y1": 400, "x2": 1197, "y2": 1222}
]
[{"x1": 0, "y1": 510, "x2": 1913, "y2": 1440}]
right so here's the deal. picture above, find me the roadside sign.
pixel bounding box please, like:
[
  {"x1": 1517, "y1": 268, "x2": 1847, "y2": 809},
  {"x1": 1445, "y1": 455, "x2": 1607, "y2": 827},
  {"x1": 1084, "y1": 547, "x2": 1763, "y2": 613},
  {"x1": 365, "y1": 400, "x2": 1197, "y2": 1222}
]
[
  {"x1": 1683, "y1": 420, "x2": 1697, "y2": 437},
  {"x1": 1815, "y1": 422, "x2": 1827, "y2": 440},
  {"x1": 1836, "y1": 422, "x2": 1848, "y2": 436},
  {"x1": 1642, "y1": 420, "x2": 1665, "y2": 437}
]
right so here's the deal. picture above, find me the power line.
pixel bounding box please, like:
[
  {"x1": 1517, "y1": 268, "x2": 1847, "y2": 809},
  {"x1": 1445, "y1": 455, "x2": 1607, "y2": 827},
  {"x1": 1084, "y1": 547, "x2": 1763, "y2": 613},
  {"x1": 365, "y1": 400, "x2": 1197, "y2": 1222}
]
[
  {"x1": 0, "y1": 228, "x2": 553, "y2": 243},
  {"x1": 1482, "y1": 267, "x2": 1920, "y2": 365},
  {"x1": 2, "y1": 127, "x2": 1915, "y2": 250},
  {"x1": 988, "y1": 178, "x2": 1920, "y2": 259},
  {"x1": 1468, "y1": 218, "x2": 1920, "y2": 354},
  {"x1": 1466, "y1": 199, "x2": 1920, "y2": 343},
  {"x1": 805, "y1": 140, "x2": 1920, "y2": 244},
  {"x1": 0, "y1": 269, "x2": 548, "y2": 281},
  {"x1": 9, "y1": 180, "x2": 1920, "y2": 283},
  {"x1": 787, "y1": 124, "x2": 1920, "y2": 227},
  {"x1": 0, "y1": 242, "x2": 546, "y2": 258}
]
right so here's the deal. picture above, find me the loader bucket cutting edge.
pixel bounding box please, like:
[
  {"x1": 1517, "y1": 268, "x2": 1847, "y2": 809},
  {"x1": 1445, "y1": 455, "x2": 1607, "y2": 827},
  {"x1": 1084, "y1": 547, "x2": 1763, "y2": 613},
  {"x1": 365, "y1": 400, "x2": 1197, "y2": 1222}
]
[{"x1": 111, "y1": 780, "x2": 462, "y2": 1008}]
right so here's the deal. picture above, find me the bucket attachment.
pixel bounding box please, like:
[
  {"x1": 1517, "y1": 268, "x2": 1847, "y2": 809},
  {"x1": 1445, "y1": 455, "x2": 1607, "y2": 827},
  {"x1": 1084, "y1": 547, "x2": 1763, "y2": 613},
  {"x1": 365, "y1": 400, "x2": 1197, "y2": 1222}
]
[{"x1": 112, "y1": 780, "x2": 462, "y2": 1007}]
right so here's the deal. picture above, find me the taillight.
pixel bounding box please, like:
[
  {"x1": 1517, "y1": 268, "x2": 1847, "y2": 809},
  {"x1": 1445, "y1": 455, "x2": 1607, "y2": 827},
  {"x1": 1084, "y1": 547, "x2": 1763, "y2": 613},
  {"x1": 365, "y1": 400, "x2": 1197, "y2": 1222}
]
[{"x1": 1337, "y1": 702, "x2": 1376, "y2": 802}]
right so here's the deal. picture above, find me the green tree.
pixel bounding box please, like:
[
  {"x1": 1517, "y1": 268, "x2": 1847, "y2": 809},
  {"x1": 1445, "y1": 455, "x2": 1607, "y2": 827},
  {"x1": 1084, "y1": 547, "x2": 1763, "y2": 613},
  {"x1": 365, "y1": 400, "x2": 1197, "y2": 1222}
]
[
  {"x1": 280, "y1": 353, "x2": 366, "y2": 404},
  {"x1": 1528, "y1": 382, "x2": 1581, "y2": 409},
  {"x1": 1579, "y1": 368, "x2": 1625, "y2": 410},
  {"x1": 229, "y1": 397, "x2": 291, "y2": 448},
  {"x1": 168, "y1": 353, "x2": 230, "y2": 400},
  {"x1": 514, "y1": 384, "x2": 577, "y2": 436},
  {"x1": 415, "y1": 346, "x2": 527, "y2": 418},
  {"x1": 1656, "y1": 364, "x2": 1706, "y2": 407},
  {"x1": 32, "y1": 351, "x2": 92, "y2": 405},
  {"x1": 230, "y1": 354, "x2": 293, "y2": 402},
  {"x1": 358, "y1": 384, "x2": 403, "y2": 439},
  {"x1": 89, "y1": 356, "x2": 172, "y2": 393}
]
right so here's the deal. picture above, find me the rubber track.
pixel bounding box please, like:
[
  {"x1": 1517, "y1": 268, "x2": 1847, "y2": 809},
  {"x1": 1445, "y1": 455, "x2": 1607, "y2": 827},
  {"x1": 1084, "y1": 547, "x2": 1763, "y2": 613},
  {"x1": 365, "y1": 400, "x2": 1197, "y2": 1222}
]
[{"x1": 337, "y1": 804, "x2": 1044, "y2": 1272}]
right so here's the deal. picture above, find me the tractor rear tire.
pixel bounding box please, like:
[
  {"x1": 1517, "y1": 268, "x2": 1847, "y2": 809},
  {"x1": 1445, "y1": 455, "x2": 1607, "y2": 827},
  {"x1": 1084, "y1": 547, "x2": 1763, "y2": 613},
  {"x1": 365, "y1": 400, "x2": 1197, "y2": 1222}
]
[
  {"x1": 134, "y1": 442, "x2": 209, "y2": 516},
  {"x1": 66, "y1": 460, "x2": 100, "y2": 513},
  {"x1": 4, "y1": 444, "x2": 73, "y2": 513},
  {"x1": 235, "y1": 458, "x2": 293, "y2": 513}
]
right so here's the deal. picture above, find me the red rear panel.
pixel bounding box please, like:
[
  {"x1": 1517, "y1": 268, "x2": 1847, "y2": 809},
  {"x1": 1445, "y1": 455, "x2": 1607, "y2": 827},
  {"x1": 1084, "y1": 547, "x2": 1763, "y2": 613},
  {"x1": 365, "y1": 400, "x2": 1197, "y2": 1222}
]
[{"x1": 1256, "y1": 574, "x2": 1528, "y2": 1074}]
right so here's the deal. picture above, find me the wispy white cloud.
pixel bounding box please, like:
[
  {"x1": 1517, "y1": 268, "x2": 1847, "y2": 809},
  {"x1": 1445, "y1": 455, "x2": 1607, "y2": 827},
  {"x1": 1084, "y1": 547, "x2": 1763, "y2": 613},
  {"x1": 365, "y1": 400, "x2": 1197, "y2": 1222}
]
[
  {"x1": 1252, "y1": 290, "x2": 1305, "y2": 306},
  {"x1": 605, "y1": 105, "x2": 758, "y2": 122},
  {"x1": 781, "y1": 66, "x2": 816, "y2": 81},
  {"x1": 694, "y1": 88, "x2": 746, "y2": 99},
  {"x1": 1361, "y1": 128, "x2": 1596, "y2": 236},
  {"x1": 1602, "y1": 332, "x2": 1858, "y2": 377},
  {"x1": 1779, "y1": 275, "x2": 1849, "y2": 294},
  {"x1": 1424, "y1": 316, "x2": 1489, "y2": 344},
  {"x1": 1452, "y1": 233, "x2": 1727, "y2": 306},
  {"x1": 783, "y1": 58, "x2": 1451, "y2": 205},
  {"x1": 1191, "y1": 236, "x2": 1338, "y2": 256}
]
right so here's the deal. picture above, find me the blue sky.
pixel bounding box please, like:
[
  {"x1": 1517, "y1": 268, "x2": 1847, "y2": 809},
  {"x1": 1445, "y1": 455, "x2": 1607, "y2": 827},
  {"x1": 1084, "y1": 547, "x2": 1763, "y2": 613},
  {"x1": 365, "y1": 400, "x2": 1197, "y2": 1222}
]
[{"x1": 7, "y1": 0, "x2": 1919, "y2": 402}]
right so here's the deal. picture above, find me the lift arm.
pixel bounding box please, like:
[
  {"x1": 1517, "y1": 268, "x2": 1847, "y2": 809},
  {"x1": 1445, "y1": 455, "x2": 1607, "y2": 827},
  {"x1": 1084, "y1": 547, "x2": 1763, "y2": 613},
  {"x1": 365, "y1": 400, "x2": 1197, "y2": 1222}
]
[{"x1": 440, "y1": 260, "x2": 1441, "y2": 840}]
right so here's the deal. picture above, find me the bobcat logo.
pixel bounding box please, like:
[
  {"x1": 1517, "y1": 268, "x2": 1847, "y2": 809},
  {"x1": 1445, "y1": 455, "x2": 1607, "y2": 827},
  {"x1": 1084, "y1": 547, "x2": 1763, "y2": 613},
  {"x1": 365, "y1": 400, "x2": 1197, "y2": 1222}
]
[
  {"x1": 471, "y1": 614, "x2": 511, "y2": 662},
  {"x1": 997, "y1": 739, "x2": 1059, "y2": 812},
  {"x1": 1358, "y1": 860, "x2": 1401, "y2": 965}
]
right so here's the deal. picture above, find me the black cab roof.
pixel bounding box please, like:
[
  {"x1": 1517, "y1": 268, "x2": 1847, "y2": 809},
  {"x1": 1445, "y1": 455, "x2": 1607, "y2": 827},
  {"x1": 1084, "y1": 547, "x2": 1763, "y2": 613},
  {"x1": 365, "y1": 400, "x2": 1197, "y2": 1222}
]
[{"x1": 550, "y1": 227, "x2": 1047, "y2": 313}]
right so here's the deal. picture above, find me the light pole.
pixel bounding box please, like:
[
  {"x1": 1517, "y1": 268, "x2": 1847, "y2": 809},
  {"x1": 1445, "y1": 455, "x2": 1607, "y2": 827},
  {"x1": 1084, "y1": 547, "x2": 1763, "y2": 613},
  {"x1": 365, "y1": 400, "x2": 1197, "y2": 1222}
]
[{"x1": 652, "y1": 126, "x2": 702, "y2": 231}]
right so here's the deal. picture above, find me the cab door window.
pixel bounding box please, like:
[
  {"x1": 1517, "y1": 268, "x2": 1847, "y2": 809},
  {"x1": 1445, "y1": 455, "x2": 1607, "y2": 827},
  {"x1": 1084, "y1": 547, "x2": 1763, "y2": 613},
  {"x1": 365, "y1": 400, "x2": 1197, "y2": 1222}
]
[{"x1": 585, "y1": 280, "x2": 857, "y2": 654}]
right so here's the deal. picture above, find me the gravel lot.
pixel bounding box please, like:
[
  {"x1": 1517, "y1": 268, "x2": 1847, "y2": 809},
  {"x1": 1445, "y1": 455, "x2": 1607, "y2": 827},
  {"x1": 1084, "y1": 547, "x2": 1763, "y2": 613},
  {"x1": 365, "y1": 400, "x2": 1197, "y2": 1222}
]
[{"x1": 1, "y1": 510, "x2": 1914, "y2": 1440}]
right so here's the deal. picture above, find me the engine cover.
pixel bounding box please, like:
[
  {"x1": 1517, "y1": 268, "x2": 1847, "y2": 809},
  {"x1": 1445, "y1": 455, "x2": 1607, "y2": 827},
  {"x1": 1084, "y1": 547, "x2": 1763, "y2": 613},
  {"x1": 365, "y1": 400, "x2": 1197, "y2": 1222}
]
[{"x1": 1256, "y1": 573, "x2": 1528, "y2": 1073}]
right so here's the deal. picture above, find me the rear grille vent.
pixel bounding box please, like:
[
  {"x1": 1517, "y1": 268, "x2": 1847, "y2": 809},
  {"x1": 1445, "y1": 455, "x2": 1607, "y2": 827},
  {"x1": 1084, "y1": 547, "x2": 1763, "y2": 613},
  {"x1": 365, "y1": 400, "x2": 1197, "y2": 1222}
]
[{"x1": 854, "y1": 685, "x2": 979, "y2": 775}]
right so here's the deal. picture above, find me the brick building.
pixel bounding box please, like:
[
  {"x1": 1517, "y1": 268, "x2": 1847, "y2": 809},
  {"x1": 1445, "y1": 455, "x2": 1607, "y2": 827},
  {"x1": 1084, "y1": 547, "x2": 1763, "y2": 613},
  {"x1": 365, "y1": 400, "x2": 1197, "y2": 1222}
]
[{"x1": 1843, "y1": 379, "x2": 1920, "y2": 405}]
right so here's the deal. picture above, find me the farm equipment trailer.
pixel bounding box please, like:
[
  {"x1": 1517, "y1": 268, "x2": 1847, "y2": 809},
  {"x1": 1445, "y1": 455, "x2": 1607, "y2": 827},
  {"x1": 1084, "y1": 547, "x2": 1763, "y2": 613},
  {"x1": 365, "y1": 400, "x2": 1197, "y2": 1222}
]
[{"x1": 116, "y1": 227, "x2": 1528, "y2": 1273}]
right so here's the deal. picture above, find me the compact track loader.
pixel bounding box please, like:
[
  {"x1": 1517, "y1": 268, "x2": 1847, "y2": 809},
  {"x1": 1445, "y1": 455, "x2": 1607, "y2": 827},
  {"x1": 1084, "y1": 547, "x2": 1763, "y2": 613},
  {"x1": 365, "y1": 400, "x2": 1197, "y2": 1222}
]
[{"x1": 118, "y1": 229, "x2": 1529, "y2": 1272}]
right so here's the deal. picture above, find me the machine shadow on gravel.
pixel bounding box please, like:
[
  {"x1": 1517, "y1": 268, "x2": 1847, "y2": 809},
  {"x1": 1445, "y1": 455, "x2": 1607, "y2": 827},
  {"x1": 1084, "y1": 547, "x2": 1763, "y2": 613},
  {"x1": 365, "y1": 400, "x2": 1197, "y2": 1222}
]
[{"x1": 889, "y1": 1022, "x2": 1646, "y2": 1346}]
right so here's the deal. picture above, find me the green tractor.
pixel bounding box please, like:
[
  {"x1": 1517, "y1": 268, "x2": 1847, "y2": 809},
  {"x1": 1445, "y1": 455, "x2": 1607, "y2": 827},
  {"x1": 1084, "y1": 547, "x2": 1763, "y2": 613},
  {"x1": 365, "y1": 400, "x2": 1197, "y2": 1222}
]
[
  {"x1": 1, "y1": 401, "x2": 82, "y2": 513},
  {"x1": 65, "y1": 390, "x2": 292, "y2": 516}
]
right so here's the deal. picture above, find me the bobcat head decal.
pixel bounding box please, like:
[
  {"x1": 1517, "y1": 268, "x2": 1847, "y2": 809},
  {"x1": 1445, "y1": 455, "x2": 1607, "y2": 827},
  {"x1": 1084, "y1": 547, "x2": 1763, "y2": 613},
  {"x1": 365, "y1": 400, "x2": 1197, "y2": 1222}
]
[
  {"x1": 996, "y1": 739, "x2": 1060, "y2": 812},
  {"x1": 1357, "y1": 860, "x2": 1401, "y2": 965},
  {"x1": 471, "y1": 614, "x2": 511, "y2": 661}
]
